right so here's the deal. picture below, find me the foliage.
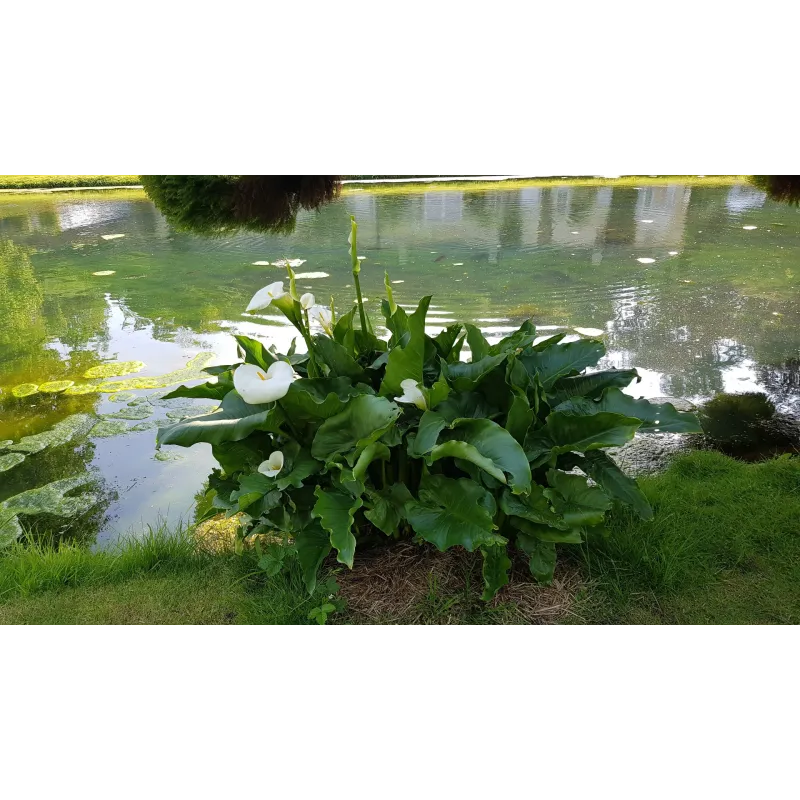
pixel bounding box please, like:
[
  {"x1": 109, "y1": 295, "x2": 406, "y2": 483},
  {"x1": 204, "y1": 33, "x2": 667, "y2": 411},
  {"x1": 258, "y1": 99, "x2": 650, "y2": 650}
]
[
  {"x1": 140, "y1": 175, "x2": 342, "y2": 235},
  {"x1": 156, "y1": 218, "x2": 701, "y2": 600},
  {"x1": 748, "y1": 175, "x2": 800, "y2": 206}
]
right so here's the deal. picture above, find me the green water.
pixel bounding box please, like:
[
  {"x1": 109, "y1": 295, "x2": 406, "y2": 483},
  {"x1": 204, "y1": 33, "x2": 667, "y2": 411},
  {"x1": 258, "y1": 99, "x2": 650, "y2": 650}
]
[{"x1": 1, "y1": 182, "x2": 798, "y2": 544}]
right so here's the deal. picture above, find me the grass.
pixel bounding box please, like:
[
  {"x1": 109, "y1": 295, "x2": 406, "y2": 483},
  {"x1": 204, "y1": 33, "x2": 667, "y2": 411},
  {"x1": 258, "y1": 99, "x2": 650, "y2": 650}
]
[
  {"x1": 0, "y1": 175, "x2": 141, "y2": 190},
  {"x1": 2, "y1": 451, "x2": 798, "y2": 624}
]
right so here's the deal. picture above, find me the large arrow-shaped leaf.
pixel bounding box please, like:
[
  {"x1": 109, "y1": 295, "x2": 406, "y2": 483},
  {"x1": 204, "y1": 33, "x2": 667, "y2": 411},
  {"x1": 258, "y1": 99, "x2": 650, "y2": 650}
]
[
  {"x1": 157, "y1": 390, "x2": 283, "y2": 447},
  {"x1": 544, "y1": 411, "x2": 641, "y2": 454},
  {"x1": 544, "y1": 469, "x2": 610, "y2": 527},
  {"x1": 281, "y1": 378, "x2": 366, "y2": 421},
  {"x1": 405, "y1": 474, "x2": 497, "y2": 552},
  {"x1": 379, "y1": 296, "x2": 432, "y2": 395},
  {"x1": 312, "y1": 487, "x2": 363, "y2": 568},
  {"x1": 481, "y1": 544, "x2": 512, "y2": 601},
  {"x1": 549, "y1": 369, "x2": 640, "y2": 404},
  {"x1": 519, "y1": 339, "x2": 605, "y2": 389},
  {"x1": 295, "y1": 522, "x2": 332, "y2": 593},
  {"x1": 311, "y1": 395, "x2": 400, "y2": 464},
  {"x1": 555, "y1": 388, "x2": 702, "y2": 434},
  {"x1": 573, "y1": 450, "x2": 653, "y2": 520}
]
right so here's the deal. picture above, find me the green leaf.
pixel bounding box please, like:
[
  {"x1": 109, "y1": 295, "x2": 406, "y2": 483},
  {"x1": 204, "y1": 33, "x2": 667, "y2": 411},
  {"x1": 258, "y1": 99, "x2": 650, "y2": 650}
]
[
  {"x1": 312, "y1": 335, "x2": 366, "y2": 381},
  {"x1": 276, "y1": 446, "x2": 323, "y2": 490},
  {"x1": 312, "y1": 487, "x2": 363, "y2": 568},
  {"x1": 544, "y1": 470, "x2": 611, "y2": 527},
  {"x1": 364, "y1": 483, "x2": 413, "y2": 536},
  {"x1": 481, "y1": 544, "x2": 512, "y2": 601},
  {"x1": 443, "y1": 353, "x2": 507, "y2": 392},
  {"x1": 405, "y1": 474, "x2": 497, "y2": 552},
  {"x1": 549, "y1": 369, "x2": 640, "y2": 404},
  {"x1": 432, "y1": 324, "x2": 463, "y2": 359},
  {"x1": 156, "y1": 390, "x2": 283, "y2": 447},
  {"x1": 510, "y1": 517, "x2": 583, "y2": 543},
  {"x1": 531, "y1": 332, "x2": 567, "y2": 350},
  {"x1": 447, "y1": 331, "x2": 467, "y2": 363},
  {"x1": 281, "y1": 377, "x2": 365, "y2": 421},
  {"x1": 427, "y1": 440, "x2": 507, "y2": 485},
  {"x1": 489, "y1": 319, "x2": 537, "y2": 355},
  {"x1": 408, "y1": 411, "x2": 448, "y2": 457},
  {"x1": 333, "y1": 305, "x2": 358, "y2": 346},
  {"x1": 311, "y1": 395, "x2": 401, "y2": 464},
  {"x1": 499, "y1": 485, "x2": 569, "y2": 529},
  {"x1": 577, "y1": 450, "x2": 653, "y2": 520},
  {"x1": 465, "y1": 324, "x2": 491, "y2": 361},
  {"x1": 505, "y1": 359, "x2": 535, "y2": 444},
  {"x1": 295, "y1": 522, "x2": 332, "y2": 594},
  {"x1": 161, "y1": 371, "x2": 233, "y2": 401},
  {"x1": 379, "y1": 296, "x2": 432, "y2": 395},
  {"x1": 519, "y1": 339, "x2": 605, "y2": 389},
  {"x1": 234, "y1": 334, "x2": 278, "y2": 369},
  {"x1": 435, "y1": 390, "x2": 497, "y2": 423},
  {"x1": 352, "y1": 442, "x2": 391, "y2": 482},
  {"x1": 516, "y1": 536, "x2": 557, "y2": 584},
  {"x1": 446, "y1": 418, "x2": 531, "y2": 493},
  {"x1": 555, "y1": 388, "x2": 702, "y2": 434},
  {"x1": 545, "y1": 411, "x2": 641, "y2": 454},
  {"x1": 426, "y1": 371, "x2": 451, "y2": 409}
]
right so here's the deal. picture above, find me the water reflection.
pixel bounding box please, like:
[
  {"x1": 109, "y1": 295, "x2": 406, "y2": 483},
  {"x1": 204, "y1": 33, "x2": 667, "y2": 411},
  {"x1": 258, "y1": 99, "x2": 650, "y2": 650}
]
[{"x1": 1, "y1": 181, "x2": 799, "y2": 542}]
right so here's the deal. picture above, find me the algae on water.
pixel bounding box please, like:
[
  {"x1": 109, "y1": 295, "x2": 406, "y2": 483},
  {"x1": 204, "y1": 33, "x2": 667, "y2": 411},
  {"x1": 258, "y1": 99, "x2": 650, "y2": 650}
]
[
  {"x1": 39, "y1": 380, "x2": 75, "y2": 393},
  {"x1": 11, "y1": 383, "x2": 39, "y2": 398},
  {"x1": 129, "y1": 420, "x2": 158, "y2": 431},
  {"x1": 0, "y1": 452, "x2": 25, "y2": 473},
  {"x1": 154, "y1": 450, "x2": 184, "y2": 462},
  {"x1": 103, "y1": 405, "x2": 153, "y2": 421},
  {"x1": 90, "y1": 419, "x2": 130, "y2": 437},
  {"x1": 84, "y1": 361, "x2": 146, "y2": 379},
  {"x1": 0, "y1": 440, "x2": 13, "y2": 450},
  {"x1": 97, "y1": 352, "x2": 214, "y2": 393},
  {"x1": 109, "y1": 391, "x2": 136, "y2": 402},
  {"x1": 8, "y1": 414, "x2": 96, "y2": 454},
  {"x1": 63, "y1": 382, "x2": 103, "y2": 396},
  {"x1": 0, "y1": 475, "x2": 99, "y2": 548}
]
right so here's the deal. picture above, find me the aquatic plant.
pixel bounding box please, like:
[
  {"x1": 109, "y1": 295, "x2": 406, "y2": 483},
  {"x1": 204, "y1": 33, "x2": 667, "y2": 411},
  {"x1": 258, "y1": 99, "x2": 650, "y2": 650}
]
[
  {"x1": 84, "y1": 361, "x2": 145, "y2": 379},
  {"x1": 156, "y1": 218, "x2": 702, "y2": 599},
  {"x1": 8, "y1": 414, "x2": 96, "y2": 454},
  {"x1": 699, "y1": 391, "x2": 777, "y2": 446},
  {"x1": 11, "y1": 383, "x2": 39, "y2": 398},
  {"x1": 0, "y1": 452, "x2": 25, "y2": 473}
]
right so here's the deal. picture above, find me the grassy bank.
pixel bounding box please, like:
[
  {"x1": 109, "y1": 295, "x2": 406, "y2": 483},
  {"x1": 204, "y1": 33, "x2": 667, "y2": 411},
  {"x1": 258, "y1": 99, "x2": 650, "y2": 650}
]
[
  {"x1": 2, "y1": 452, "x2": 797, "y2": 624},
  {"x1": 0, "y1": 175, "x2": 141, "y2": 190},
  {"x1": 0, "y1": 174, "x2": 743, "y2": 194}
]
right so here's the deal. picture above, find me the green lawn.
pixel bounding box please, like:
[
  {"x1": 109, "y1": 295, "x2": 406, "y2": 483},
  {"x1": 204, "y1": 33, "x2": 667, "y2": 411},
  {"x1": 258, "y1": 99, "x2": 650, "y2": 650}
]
[{"x1": 2, "y1": 452, "x2": 798, "y2": 624}]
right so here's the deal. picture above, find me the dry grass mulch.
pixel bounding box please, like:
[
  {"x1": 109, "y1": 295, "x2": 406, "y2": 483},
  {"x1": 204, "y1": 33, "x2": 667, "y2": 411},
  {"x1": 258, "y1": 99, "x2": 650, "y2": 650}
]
[{"x1": 334, "y1": 542, "x2": 584, "y2": 625}]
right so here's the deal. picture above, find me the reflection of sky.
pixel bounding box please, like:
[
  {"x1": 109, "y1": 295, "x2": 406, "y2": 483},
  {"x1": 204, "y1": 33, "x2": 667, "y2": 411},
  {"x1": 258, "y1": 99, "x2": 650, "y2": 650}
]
[{"x1": 56, "y1": 201, "x2": 132, "y2": 231}]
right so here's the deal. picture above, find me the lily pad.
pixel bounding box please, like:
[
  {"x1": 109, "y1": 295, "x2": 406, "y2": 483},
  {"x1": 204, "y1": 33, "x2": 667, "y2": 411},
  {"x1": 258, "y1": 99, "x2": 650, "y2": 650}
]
[
  {"x1": 84, "y1": 361, "x2": 146, "y2": 379},
  {"x1": 0, "y1": 452, "x2": 25, "y2": 473},
  {"x1": 129, "y1": 420, "x2": 158, "y2": 431},
  {"x1": 63, "y1": 382, "x2": 103, "y2": 395},
  {"x1": 9, "y1": 414, "x2": 96, "y2": 454},
  {"x1": 39, "y1": 380, "x2": 75, "y2": 393},
  {"x1": 90, "y1": 419, "x2": 130, "y2": 437},
  {"x1": 11, "y1": 383, "x2": 39, "y2": 398}
]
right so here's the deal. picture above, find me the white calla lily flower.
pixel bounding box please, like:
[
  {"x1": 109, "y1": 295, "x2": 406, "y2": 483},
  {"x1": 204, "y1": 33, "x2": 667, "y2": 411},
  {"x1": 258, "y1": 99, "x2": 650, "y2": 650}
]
[
  {"x1": 233, "y1": 361, "x2": 295, "y2": 404},
  {"x1": 258, "y1": 451, "x2": 285, "y2": 478},
  {"x1": 395, "y1": 378, "x2": 427, "y2": 410},
  {"x1": 309, "y1": 305, "x2": 334, "y2": 335},
  {"x1": 246, "y1": 281, "x2": 286, "y2": 312},
  {"x1": 300, "y1": 292, "x2": 315, "y2": 310}
]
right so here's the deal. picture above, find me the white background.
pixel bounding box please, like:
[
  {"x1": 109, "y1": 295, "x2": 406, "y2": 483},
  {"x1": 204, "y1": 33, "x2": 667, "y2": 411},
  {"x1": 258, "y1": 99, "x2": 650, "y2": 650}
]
[{"x1": 1, "y1": 1, "x2": 798, "y2": 797}]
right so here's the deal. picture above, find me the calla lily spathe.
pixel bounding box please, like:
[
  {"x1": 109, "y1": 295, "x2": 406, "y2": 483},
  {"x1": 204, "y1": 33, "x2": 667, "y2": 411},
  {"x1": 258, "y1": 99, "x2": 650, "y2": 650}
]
[
  {"x1": 233, "y1": 361, "x2": 295, "y2": 404},
  {"x1": 310, "y1": 305, "x2": 333, "y2": 335},
  {"x1": 395, "y1": 378, "x2": 427, "y2": 410},
  {"x1": 258, "y1": 451, "x2": 285, "y2": 477},
  {"x1": 246, "y1": 281, "x2": 286, "y2": 312},
  {"x1": 300, "y1": 293, "x2": 315, "y2": 310}
]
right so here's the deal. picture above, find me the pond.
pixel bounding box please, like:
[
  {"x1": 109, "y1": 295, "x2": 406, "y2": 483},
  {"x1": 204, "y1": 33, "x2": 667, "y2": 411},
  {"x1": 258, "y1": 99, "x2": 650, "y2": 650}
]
[{"x1": 1, "y1": 180, "x2": 799, "y2": 545}]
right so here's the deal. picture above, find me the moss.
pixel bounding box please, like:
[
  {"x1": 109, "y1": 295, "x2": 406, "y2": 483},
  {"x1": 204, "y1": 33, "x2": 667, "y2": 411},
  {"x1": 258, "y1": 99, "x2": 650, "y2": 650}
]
[
  {"x1": 63, "y1": 382, "x2": 102, "y2": 395},
  {"x1": 153, "y1": 450, "x2": 184, "y2": 462},
  {"x1": 0, "y1": 452, "x2": 25, "y2": 473},
  {"x1": 129, "y1": 421, "x2": 158, "y2": 431},
  {"x1": 96, "y1": 352, "x2": 214, "y2": 392},
  {"x1": 0, "y1": 440, "x2": 13, "y2": 450},
  {"x1": 11, "y1": 383, "x2": 39, "y2": 398},
  {"x1": 38, "y1": 380, "x2": 75, "y2": 393},
  {"x1": 8, "y1": 413, "x2": 96, "y2": 454},
  {"x1": 84, "y1": 360, "x2": 146, "y2": 379}
]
